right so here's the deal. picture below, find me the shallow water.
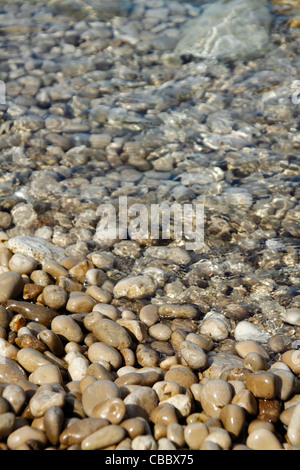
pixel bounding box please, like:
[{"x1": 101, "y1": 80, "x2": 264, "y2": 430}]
[{"x1": 0, "y1": 0, "x2": 299, "y2": 338}]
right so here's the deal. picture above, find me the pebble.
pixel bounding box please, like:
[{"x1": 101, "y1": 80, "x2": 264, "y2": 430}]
[
  {"x1": 113, "y1": 275, "x2": 157, "y2": 299},
  {"x1": 234, "y1": 321, "x2": 271, "y2": 343},
  {"x1": 51, "y1": 315, "x2": 84, "y2": 343},
  {"x1": 29, "y1": 364, "x2": 63, "y2": 385},
  {"x1": 0, "y1": 272, "x2": 24, "y2": 304},
  {"x1": 44, "y1": 406, "x2": 64, "y2": 446},
  {"x1": 184, "y1": 422, "x2": 209, "y2": 450},
  {"x1": 7, "y1": 425, "x2": 48, "y2": 450},
  {"x1": 164, "y1": 366, "x2": 198, "y2": 389},
  {"x1": 180, "y1": 340, "x2": 208, "y2": 370},
  {"x1": 246, "y1": 428, "x2": 282, "y2": 450},
  {"x1": 29, "y1": 384, "x2": 66, "y2": 418},
  {"x1": 220, "y1": 404, "x2": 246, "y2": 439},
  {"x1": 158, "y1": 304, "x2": 198, "y2": 320},
  {"x1": 59, "y1": 418, "x2": 109, "y2": 447},
  {"x1": 200, "y1": 379, "x2": 234, "y2": 418},
  {"x1": 82, "y1": 380, "x2": 120, "y2": 417},
  {"x1": 66, "y1": 291, "x2": 96, "y2": 313},
  {"x1": 0, "y1": 412, "x2": 15, "y2": 440},
  {"x1": 131, "y1": 434, "x2": 158, "y2": 450},
  {"x1": 91, "y1": 397, "x2": 126, "y2": 424},
  {"x1": 246, "y1": 372, "x2": 279, "y2": 399},
  {"x1": 81, "y1": 424, "x2": 126, "y2": 450},
  {"x1": 287, "y1": 404, "x2": 300, "y2": 446},
  {"x1": 5, "y1": 300, "x2": 59, "y2": 327},
  {"x1": 2, "y1": 384, "x2": 26, "y2": 415},
  {"x1": 123, "y1": 386, "x2": 158, "y2": 420},
  {"x1": 8, "y1": 253, "x2": 38, "y2": 275},
  {"x1": 93, "y1": 318, "x2": 133, "y2": 350},
  {"x1": 7, "y1": 236, "x2": 65, "y2": 264},
  {"x1": 42, "y1": 285, "x2": 68, "y2": 310},
  {"x1": 88, "y1": 342, "x2": 122, "y2": 370}
]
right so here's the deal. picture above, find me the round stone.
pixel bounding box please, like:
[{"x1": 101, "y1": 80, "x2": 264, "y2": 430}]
[
  {"x1": 82, "y1": 380, "x2": 120, "y2": 417},
  {"x1": 246, "y1": 372, "x2": 279, "y2": 399},
  {"x1": 42, "y1": 285, "x2": 68, "y2": 310},
  {"x1": 200, "y1": 379, "x2": 234, "y2": 418},
  {"x1": 8, "y1": 253, "x2": 38, "y2": 275},
  {"x1": 179, "y1": 340, "x2": 208, "y2": 370}
]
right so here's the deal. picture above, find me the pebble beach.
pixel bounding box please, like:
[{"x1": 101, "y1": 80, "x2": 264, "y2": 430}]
[{"x1": 0, "y1": 0, "x2": 300, "y2": 451}]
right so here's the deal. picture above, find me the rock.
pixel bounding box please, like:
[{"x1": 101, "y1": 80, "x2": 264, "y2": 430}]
[
  {"x1": 246, "y1": 428, "x2": 282, "y2": 450},
  {"x1": 200, "y1": 379, "x2": 234, "y2": 418},
  {"x1": 51, "y1": 315, "x2": 84, "y2": 343},
  {"x1": 5, "y1": 300, "x2": 59, "y2": 327},
  {"x1": 29, "y1": 384, "x2": 66, "y2": 417},
  {"x1": 246, "y1": 372, "x2": 279, "y2": 399},
  {"x1": 8, "y1": 253, "x2": 38, "y2": 275},
  {"x1": 123, "y1": 386, "x2": 158, "y2": 420},
  {"x1": 42, "y1": 285, "x2": 68, "y2": 310},
  {"x1": 93, "y1": 318, "x2": 133, "y2": 350},
  {"x1": 234, "y1": 321, "x2": 270, "y2": 343},
  {"x1": 0, "y1": 272, "x2": 24, "y2": 304},
  {"x1": 59, "y1": 418, "x2": 109, "y2": 447},
  {"x1": 7, "y1": 425, "x2": 48, "y2": 450},
  {"x1": 82, "y1": 380, "x2": 120, "y2": 417},
  {"x1": 0, "y1": 356, "x2": 37, "y2": 392},
  {"x1": 180, "y1": 341, "x2": 208, "y2": 370},
  {"x1": 158, "y1": 304, "x2": 198, "y2": 320},
  {"x1": 173, "y1": 0, "x2": 271, "y2": 62},
  {"x1": 81, "y1": 424, "x2": 126, "y2": 450},
  {"x1": 113, "y1": 275, "x2": 157, "y2": 299},
  {"x1": 7, "y1": 236, "x2": 65, "y2": 263},
  {"x1": 0, "y1": 412, "x2": 15, "y2": 440}
]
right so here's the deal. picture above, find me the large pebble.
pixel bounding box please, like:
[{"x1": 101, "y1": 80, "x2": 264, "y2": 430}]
[
  {"x1": 44, "y1": 406, "x2": 64, "y2": 446},
  {"x1": 7, "y1": 425, "x2": 48, "y2": 450},
  {"x1": 59, "y1": 417, "x2": 109, "y2": 447},
  {"x1": 17, "y1": 348, "x2": 56, "y2": 373},
  {"x1": 0, "y1": 272, "x2": 24, "y2": 304},
  {"x1": 82, "y1": 380, "x2": 120, "y2": 417},
  {"x1": 51, "y1": 315, "x2": 84, "y2": 343},
  {"x1": 246, "y1": 428, "x2": 282, "y2": 450},
  {"x1": 123, "y1": 386, "x2": 158, "y2": 420},
  {"x1": 88, "y1": 342, "x2": 122, "y2": 370},
  {"x1": 246, "y1": 372, "x2": 279, "y2": 399},
  {"x1": 2, "y1": 384, "x2": 26, "y2": 414},
  {"x1": 42, "y1": 285, "x2": 68, "y2": 310},
  {"x1": 281, "y1": 350, "x2": 300, "y2": 375},
  {"x1": 91, "y1": 397, "x2": 126, "y2": 424},
  {"x1": 0, "y1": 412, "x2": 15, "y2": 440},
  {"x1": 234, "y1": 321, "x2": 270, "y2": 343},
  {"x1": 29, "y1": 364, "x2": 63, "y2": 385},
  {"x1": 0, "y1": 356, "x2": 37, "y2": 392},
  {"x1": 93, "y1": 318, "x2": 133, "y2": 350},
  {"x1": 5, "y1": 300, "x2": 59, "y2": 327},
  {"x1": 180, "y1": 340, "x2": 208, "y2": 370},
  {"x1": 29, "y1": 384, "x2": 66, "y2": 417},
  {"x1": 113, "y1": 275, "x2": 157, "y2": 299},
  {"x1": 220, "y1": 404, "x2": 246, "y2": 439},
  {"x1": 200, "y1": 379, "x2": 234, "y2": 418},
  {"x1": 158, "y1": 304, "x2": 198, "y2": 319},
  {"x1": 131, "y1": 435, "x2": 157, "y2": 450},
  {"x1": 81, "y1": 424, "x2": 126, "y2": 450},
  {"x1": 7, "y1": 236, "x2": 65, "y2": 263},
  {"x1": 164, "y1": 366, "x2": 198, "y2": 389},
  {"x1": 66, "y1": 291, "x2": 96, "y2": 313},
  {"x1": 8, "y1": 253, "x2": 38, "y2": 275}
]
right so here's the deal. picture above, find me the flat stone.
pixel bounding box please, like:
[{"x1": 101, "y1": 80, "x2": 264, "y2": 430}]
[
  {"x1": 81, "y1": 424, "x2": 126, "y2": 450},
  {"x1": 59, "y1": 417, "x2": 109, "y2": 447},
  {"x1": 7, "y1": 236, "x2": 65, "y2": 263}
]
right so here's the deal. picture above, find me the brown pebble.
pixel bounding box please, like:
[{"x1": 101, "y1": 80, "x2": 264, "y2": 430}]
[
  {"x1": 82, "y1": 379, "x2": 120, "y2": 417},
  {"x1": 23, "y1": 283, "x2": 44, "y2": 300},
  {"x1": 220, "y1": 404, "x2": 246, "y2": 439},
  {"x1": 91, "y1": 397, "x2": 126, "y2": 424},
  {"x1": 15, "y1": 334, "x2": 47, "y2": 353},
  {"x1": 200, "y1": 379, "x2": 234, "y2": 418},
  {"x1": 164, "y1": 366, "x2": 198, "y2": 389},
  {"x1": 81, "y1": 424, "x2": 126, "y2": 450},
  {"x1": 246, "y1": 372, "x2": 279, "y2": 399},
  {"x1": 121, "y1": 417, "x2": 151, "y2": 439},
  {"x1": 42, "y1": 285, "x2": 68, "y2": 310},
  {"x1": 281, "y1": 350, "x2": 300, "y2": 375},
  {"x1": 7, "y1": 425, "x2": 48, "y2": 450},
  {"x1": 184, "y1": 422, "x2": 209, "y2": 450},
  {"x1": 0, "y1": 272, "x2": 24, "y2": 304},
  {"x1": 246, "y1": 428, "x2": 282, "y2": 450},
  {"x1": 5, "y1": 300, "x2": 59, "y2": 327},
  {"x1": 0, "y1": 412, "x2": 15, "y2": 440},
  {"x1": 59, "y1": 417, "x2": 109, "y2": 447},
  {"x1": 93, "y1": 318, "x2": 133, "y2": 350},
  {"x1": 44, "y1": 405, "x2": 64, "y2": 445},
  {"x1": 150, "y1": 403, "x2": 178, "y2": 426},
  {"x1": 231, "y1": 389, "x2": 258, "y2": 416},
  {"x1": 2, "y1": 384, "x2": 26, "y2": 415},
  {"x1": 37, "y1": 329, "x2": 65, "y2": 357},
  {"x1": 257, "y1": 399, "x2": 281, "y2": 423},
  {"x1": 66, "y1": 291, "x2": 96, "y2": 313}
]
